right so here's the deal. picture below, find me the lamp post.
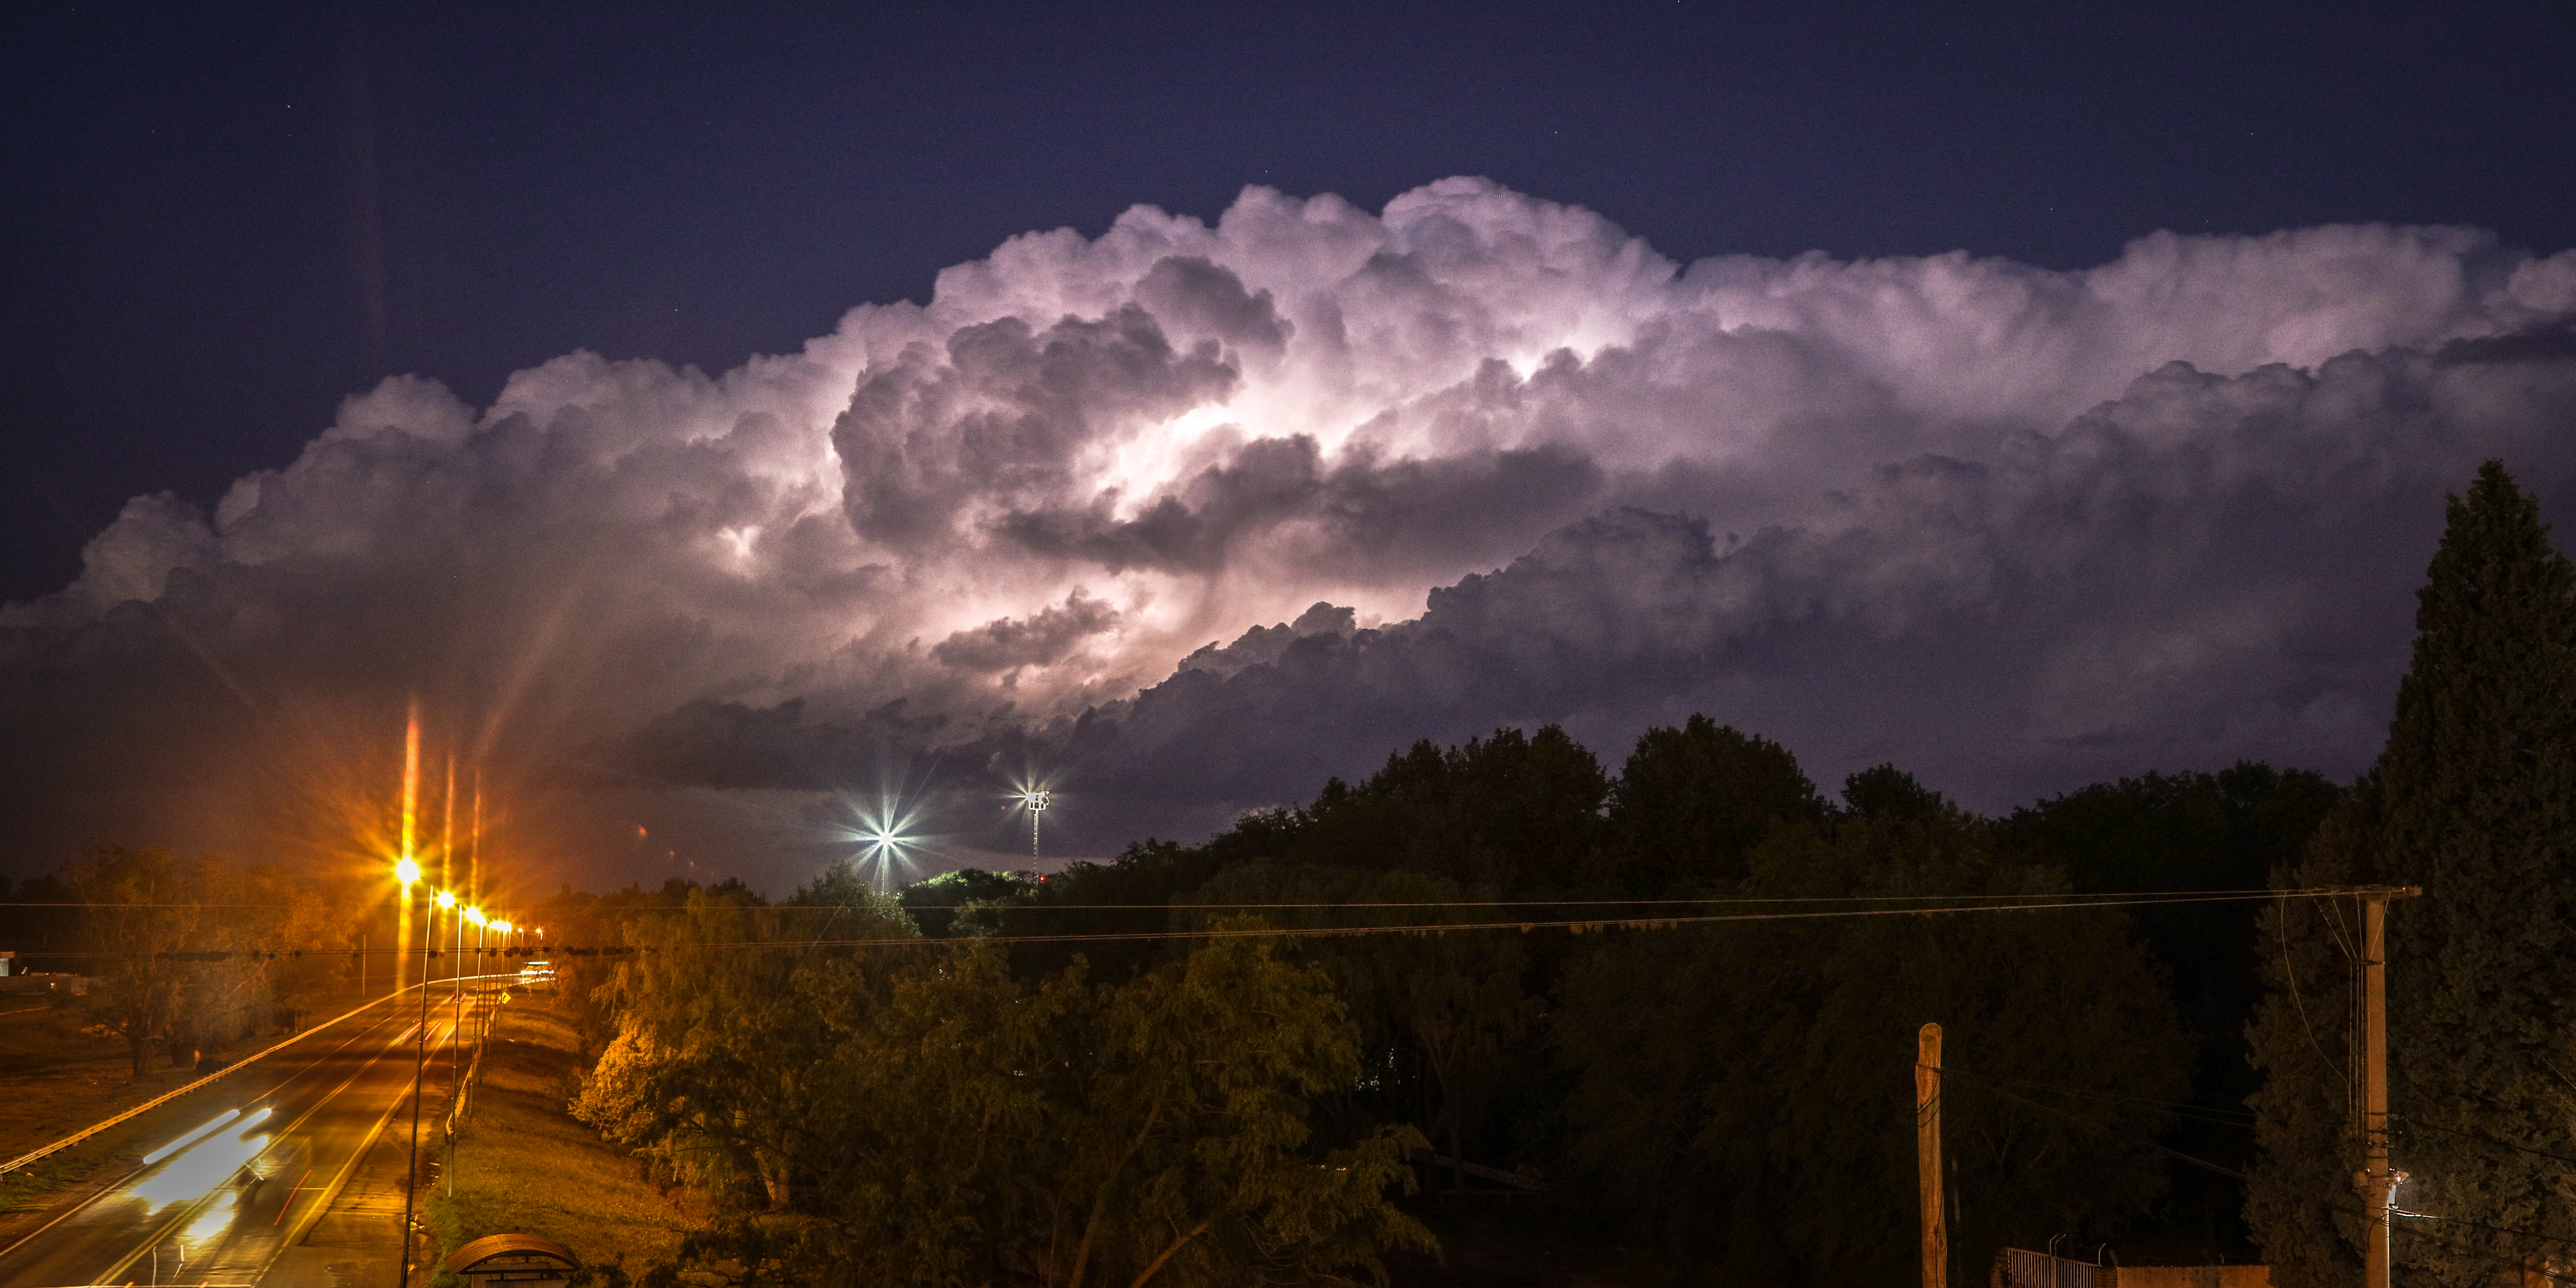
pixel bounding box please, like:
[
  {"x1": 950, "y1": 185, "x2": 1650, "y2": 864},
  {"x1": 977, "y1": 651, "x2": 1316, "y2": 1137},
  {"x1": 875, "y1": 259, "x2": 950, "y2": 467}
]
[
  {"x1": 472, "y1": 910, "x2": 493, "y2": 1043},
  {"x1": 390, "y1": 862, "x2": 422, "y2": 1288},
  {"x1": 442, "y1": 892, "x2": 466, "y2": 1196}
]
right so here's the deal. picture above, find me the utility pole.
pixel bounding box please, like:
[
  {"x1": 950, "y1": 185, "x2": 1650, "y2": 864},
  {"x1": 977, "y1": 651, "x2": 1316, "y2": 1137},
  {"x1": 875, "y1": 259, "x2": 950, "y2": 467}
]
[
  {"x1": 2356, "y1": 886, "x2": 2419, "y2": 1288},
  {"x1": 1917, "y1": 1021, "x2": 1945, "y2": 1288}
]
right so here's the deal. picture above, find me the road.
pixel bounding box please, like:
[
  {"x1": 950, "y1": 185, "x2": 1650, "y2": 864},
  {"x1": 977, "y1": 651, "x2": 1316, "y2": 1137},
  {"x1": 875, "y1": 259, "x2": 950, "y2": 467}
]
[{"x1": 0, "y1": 985, "x2": 484, "y2": 1288}]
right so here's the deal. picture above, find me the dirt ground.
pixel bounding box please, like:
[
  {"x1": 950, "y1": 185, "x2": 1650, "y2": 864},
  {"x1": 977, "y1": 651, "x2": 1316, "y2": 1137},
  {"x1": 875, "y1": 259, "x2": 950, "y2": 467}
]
[{"x1": 0, "y1": 1003, "x2": 186, "y2": 1163}]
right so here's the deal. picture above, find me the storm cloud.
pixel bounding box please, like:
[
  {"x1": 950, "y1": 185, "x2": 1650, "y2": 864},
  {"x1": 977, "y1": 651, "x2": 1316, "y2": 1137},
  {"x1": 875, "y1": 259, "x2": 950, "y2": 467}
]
[{"x1": 7, "y1": 178, "x2": 2575, "y2": 889}]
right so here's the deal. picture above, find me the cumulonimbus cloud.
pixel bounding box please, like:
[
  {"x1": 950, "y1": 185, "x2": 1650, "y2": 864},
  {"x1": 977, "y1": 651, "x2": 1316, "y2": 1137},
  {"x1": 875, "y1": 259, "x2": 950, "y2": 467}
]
[{"x1": 6, "y1": 177, "x2": 2574, "y2": 888}]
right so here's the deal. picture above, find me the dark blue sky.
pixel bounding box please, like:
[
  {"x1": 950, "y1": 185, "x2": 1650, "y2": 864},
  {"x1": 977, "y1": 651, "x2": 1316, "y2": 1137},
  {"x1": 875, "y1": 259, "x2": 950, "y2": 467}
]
[{"x1": 5, "y1": 1, "x2": 2572, "y2": 604}]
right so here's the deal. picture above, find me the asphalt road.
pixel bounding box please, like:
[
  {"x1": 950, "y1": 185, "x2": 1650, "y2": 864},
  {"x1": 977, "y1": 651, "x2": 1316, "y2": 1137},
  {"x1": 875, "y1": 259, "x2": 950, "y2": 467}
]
[{"x1": 0, "y1": 985, "x2": 485, "y2": 1288}]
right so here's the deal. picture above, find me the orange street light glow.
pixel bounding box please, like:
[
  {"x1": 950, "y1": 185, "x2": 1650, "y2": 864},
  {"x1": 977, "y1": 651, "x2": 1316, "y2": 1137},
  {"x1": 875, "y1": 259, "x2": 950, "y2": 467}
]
[
  {"x1": 436, "y1": 889, "x2": 456, "y2": 910},
  {"x1": 395, "y1": 857, "x2": 422, "y2": 886}
]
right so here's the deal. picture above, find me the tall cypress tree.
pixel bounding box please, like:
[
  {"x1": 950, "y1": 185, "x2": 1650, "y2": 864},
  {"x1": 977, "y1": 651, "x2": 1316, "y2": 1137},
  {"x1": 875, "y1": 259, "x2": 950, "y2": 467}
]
[{"x1": 2249, "y1": 462, "x2": 2576, "y2": 1288}]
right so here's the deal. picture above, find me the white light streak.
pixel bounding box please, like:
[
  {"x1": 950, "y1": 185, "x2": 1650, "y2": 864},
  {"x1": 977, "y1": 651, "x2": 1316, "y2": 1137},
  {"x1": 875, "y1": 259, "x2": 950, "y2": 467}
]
[
  {"x1": 133, "y1": 1107, "x2": 274, "y2": 1208},
  {"x1": 144, "y1": 1110, "x2": 240, "y2": 1165}
]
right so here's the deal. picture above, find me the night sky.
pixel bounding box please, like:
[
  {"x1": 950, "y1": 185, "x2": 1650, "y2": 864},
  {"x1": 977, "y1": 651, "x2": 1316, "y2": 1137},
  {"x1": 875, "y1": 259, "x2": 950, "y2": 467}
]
[{"x1": 6, "y1": 2, "x2": 2575, "y2": 893}]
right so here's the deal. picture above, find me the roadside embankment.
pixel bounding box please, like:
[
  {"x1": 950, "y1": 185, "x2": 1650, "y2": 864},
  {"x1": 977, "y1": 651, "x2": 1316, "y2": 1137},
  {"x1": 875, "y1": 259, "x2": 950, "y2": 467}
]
[{"x1": 424, "y1": 996, "x2": 694, "y2": 1284}]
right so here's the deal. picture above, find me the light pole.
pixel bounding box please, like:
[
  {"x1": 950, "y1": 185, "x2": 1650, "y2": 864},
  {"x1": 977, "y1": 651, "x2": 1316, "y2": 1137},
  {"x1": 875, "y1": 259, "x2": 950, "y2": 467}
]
[
  {"x1": 471, "y1": 910, "x2": 493, "y2": 1050},
  {"x1": 390, "y1": 861, "x2": 422, "y2": 1288},
  {"x1": 442, "y1": 892, "x2": 465, "y2": 1196}
]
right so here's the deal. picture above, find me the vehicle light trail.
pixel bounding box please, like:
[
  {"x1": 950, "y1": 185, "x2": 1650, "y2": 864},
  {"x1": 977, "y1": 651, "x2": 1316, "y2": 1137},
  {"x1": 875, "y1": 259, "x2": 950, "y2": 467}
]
[
  {"x1": 141, "y1": 1111, "x2": 240, "y2": 1165},
  {"x1": 132, "y1": 1109, "x2": 273, "y2": 1208}
]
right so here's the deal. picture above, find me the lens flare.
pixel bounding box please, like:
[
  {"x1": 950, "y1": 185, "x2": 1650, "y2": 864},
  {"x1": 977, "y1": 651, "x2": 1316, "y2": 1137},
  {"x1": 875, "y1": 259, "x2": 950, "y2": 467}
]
[
  {"x1": 824, "y1": 758, "x2": 950, "y2": 892},
  {"x1": 839, "y1": 795, "x2": 926, "y2": 892}
]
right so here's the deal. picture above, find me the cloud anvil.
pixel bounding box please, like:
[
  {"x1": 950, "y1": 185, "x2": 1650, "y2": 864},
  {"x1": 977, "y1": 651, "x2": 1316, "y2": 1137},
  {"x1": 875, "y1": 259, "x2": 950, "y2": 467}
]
[{"x1": 6, "y1": 178, "x2": 2573, "y2": 885}]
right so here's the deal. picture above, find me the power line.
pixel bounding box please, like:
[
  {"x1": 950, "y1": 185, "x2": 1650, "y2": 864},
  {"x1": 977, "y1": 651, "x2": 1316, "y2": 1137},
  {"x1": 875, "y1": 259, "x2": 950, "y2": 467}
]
[
  {"x1": 0, "y1": 885, "x2": 2355, "y2": 913},
  {"x1": 1940, "y1": 1071, "x2": 2249, "y2": 1182},
  {"x1": 0, "y1": 888, "x2": 2369, "y2": 959},
  {"x1": 1946, "y1": 1068, "x2": 2256, "y2": 1128}
]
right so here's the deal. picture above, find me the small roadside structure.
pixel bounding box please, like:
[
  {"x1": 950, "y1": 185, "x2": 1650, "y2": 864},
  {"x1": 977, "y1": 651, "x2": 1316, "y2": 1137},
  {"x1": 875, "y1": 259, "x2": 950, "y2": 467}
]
[
  {"x1": 439, "y1": 1233, "x2": 580, "y2": 1288},
  {"x1": 0, "y1": 968, "x2": 88, "y2": 996},
  {"x1": 1994, "y1": 1249, "x2": 2272, "y2": 1288}
]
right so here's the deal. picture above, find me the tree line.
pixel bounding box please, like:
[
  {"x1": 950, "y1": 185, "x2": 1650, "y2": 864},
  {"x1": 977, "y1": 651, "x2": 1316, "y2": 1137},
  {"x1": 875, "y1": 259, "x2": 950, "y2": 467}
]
[
  {"x1": 551, "y1": 728, "x2": 2352, "y2": 1282},
  {"x1": 8, "y1": 847, "x2": 353, "y2": 1077}
]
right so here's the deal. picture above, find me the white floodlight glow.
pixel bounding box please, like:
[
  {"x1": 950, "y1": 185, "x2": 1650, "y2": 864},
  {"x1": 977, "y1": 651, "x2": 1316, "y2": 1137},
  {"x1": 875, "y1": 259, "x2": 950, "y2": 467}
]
[
  {"x1": 843, "y1": 794, "x2": 928, "y2": 893},
  {"x1": 826, "y1": 760, "x2": 948, "y2": 894}
]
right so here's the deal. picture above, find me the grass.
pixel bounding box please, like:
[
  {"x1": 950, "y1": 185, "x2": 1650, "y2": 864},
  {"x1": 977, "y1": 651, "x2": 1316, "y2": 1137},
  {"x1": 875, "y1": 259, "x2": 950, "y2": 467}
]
[{"x1": 424, "y1": 995, "x2": 696, "y2": 1282}]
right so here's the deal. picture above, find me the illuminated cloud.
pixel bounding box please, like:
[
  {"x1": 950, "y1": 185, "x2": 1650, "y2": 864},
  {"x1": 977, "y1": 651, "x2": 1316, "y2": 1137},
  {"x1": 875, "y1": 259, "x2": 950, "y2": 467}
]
[{"x1": 5, "y1": 178, "x2": 2575, "y2": 886}]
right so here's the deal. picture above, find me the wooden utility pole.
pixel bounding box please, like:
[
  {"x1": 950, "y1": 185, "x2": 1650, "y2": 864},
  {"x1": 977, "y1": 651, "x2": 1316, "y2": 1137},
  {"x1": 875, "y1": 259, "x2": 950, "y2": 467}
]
[
  {"x1": 2357, "y1": 886, "x2": 2420, "y2": 1288},
  {"x1": 1917, "y1": 1021, "x2": 1945, "y2": 1288}
]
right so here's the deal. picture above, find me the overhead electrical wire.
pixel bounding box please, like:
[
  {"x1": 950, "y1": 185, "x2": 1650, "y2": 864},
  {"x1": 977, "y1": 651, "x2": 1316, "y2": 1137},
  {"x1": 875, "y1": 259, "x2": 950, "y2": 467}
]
[
  {"x1": 1939, "y1": 1070, "x2": 2250, "y2": 1182},
  {"x1": 1943, "y1": 1069, "x2": 2257, "y2": 1128},
  {"x1": 0, "y1": 887, "x2": 2366, "y2": 958},
  {"x1": 0, "y1": 885, "x2": 2359, "y2": 912}
]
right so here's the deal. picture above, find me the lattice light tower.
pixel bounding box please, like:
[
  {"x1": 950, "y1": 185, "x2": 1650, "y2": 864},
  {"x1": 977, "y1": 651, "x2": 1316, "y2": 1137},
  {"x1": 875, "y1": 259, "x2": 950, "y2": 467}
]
[{"x1": 1022, "y1": 788, "x2": 1050, "y2": 863}]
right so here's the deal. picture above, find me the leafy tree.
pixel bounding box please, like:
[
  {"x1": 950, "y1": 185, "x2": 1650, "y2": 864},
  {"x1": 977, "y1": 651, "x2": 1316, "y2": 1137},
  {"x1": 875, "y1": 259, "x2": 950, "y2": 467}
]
[
  {"x1": 69, "y1": 845, "x2": 209, "y2": 1076},
  {"x1": 898, "y1": 866, "x2": 1033, "y2": 938},
  {"x1": 1042, "y1": 924, "x2": 1433, "y2": 1287},
  {"x1": 1295, "y1": 725, "x2": 1608, "y2": 893},
  {"x1": 2001, "y1": 763, "x2": 2338, "y2": 1252},
  {"x1": 995, "y1": 839, "x2": 1229, "y2": 983},
  {"x1": 1600, "y1": 716, "x2": 1826, "y2": 892},
  {"x1": 1560, "y1": 770, "x2": 2190, "y2": 1282},
  {"x1": 2248, "y1": 462, "x2": 2576, "y2": 1288},
  {"x1": 1179, "y1": 865, "x2": 1535, "y2": 1190},
  {"x1": 2244, "y1": 799, "x2": 2373, "y2": 1288},
  {"x1": 577, "y1": 862, "x2": 915, "y2": 1208},
  {"x1": 651, "y1": 931, "x2": 1433, "y2": 1287},
  {"x1": 63, "y1": 846, "x2": 335, "y2": 1072}
]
